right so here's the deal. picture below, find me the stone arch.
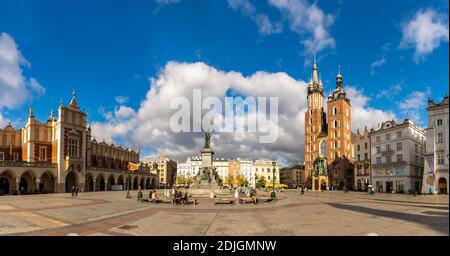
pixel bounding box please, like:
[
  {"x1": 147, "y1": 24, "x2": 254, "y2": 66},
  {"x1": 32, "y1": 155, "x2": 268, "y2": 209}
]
[
  {"x1": 107, "y1": 175, "x2": 115, "y2": 191},
  {"x1": 117, "y1": 175, "x2": 124, "y2": 190},
  {"x1": 145, "y1": 177, "x2": 151, "y2": 189},
  {"x1": 40, "y1": 171, "x2": 55, "y2": 193},
  {"x1": 20, "y1": 170, "x2": 36, "y2": 194},
  {"x1": 151, "y1": 177, "x2": 156, "y2": 187},
  {"x1": 65, "y1": 171, "x2": 78, "y2": 192},
  {"x1": 438, "y1": 177, "x2": 447, "y2": 194},
  {"x1": 133, "y1": 176, "x2": 139, "y2": 190},
  {"x1": 0, "y1": 170, "x2": 15, "y2": 195},
  {"x1": 96, "y1": 174, "x2": 106, "y2": 191},
  {"x1": 85, "y1": 173, "x2": 94, "y2": 192},
  {"x1": 139, "y1": 177, "x2": 145, "y2": 190}
]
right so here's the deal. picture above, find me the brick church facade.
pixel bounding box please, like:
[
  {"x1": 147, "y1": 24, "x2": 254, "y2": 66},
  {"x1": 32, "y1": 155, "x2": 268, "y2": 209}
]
[{"x1": 304, "y1": 51, "x2": 354, "y2": 190}]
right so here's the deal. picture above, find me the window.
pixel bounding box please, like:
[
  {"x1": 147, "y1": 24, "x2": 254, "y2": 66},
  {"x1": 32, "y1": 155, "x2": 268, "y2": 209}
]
[
  {"x1": 415, "y1": 155, "x2": 419, "y2": 164},
  {"x1": 386, "y1": 156, "x2": 391, "y2": 163},
  {"x1": 396, "y1": 131, "x2": 402, "y2": 138},
  {"x1": 0, "y1": 152, "x2": 4, "y2": 161},
  {"x1": 415, "y1": 144, "x2": 418, "y2": 153},
  {"x1": 364, "y1": 153, "x2": 368, "y2": 160},
  {"x1": 386, "y1": 144, "x2": 391, "y2": 151},
  {"x1": 397, "y1": 154, "x2": 403, "y2": 162},
  {"x1": 39, "y1": 147, "x2": 47, "y2": 161},
  {"x1": 376, "y1": 146, "x2": 381, "y2": 154},
  {"x1": 1, "y1": 135, "x2": 6, "y2": 145},
  {"x1": 333, "y1": 107, "x2": 337, "y2": 115},
  {"x1": 35, "y1": 129, "x2": 39, "y2": 141},
  {"x1": 309, "y1": 118, "x2": 312, "y2": 125},
  {"x1": 334, "y1": 120, "x2": 338, "y2": 128},
  {"x1": 365, "y1": 143, "x2": 368, "y2": 150},
  {"x1": 13, "y1": 152, "x2": 19, "y2": 161},
  {"x1": 396, "y1": 142, "x2": 402, "y2": 151},
  {"x1": 309, "y1": 109, "x2": 312, "y2": 116},
  {"x1": 376, "y1": 157, "x2": 382, "y2": 164},
  {"x1": 437, "y1": 133, "x2": 443, "y2": 143},
  {"x1": 334, "y1": 130, "x2": 338, "y2": 138},
  {"x1": 437, "y1": 153, "x2": 444, "y2": 165},
  {"x1": 357, "y1": 145, "x2": 360, "y2": 151},
  {"x1": 376, "y1": 136, "x2": 381, "y2": 143},
  {"x1": 68, "y1": 138, "x2": 79, "y2": 157},
  {"x1": 385, "y1": 134, "x2": 391, "y2": 141},
  {"x1": 437, "y1": 119, "x2": 443, "y2": 126},
  {"x1": 357, "y1": 154, "x2": 361, "y2": 161}
]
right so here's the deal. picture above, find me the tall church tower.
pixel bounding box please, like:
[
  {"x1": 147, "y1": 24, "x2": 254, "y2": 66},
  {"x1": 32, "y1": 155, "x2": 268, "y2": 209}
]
[
  {"x1": 326, "y1": 67, "x2": 353, "y2": 163},
  {"x1": 304, "y1": 50, "x2": 326, "y2": 184}
]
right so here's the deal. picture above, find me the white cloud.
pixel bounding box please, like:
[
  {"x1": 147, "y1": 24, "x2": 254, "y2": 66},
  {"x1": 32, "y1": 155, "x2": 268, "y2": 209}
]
[
  {"x1": 397, "y1": 87, "x2": 432, "y2": 126},
  {"x1": 346, "y1": 86, "x2": 396, "y2": 131},
  {"x1": 399, "y1": 88, "x2": 431, "y2": 110},
  {"x1": 29, "y1": 77, "x2": 45, "y2": 95},
  {"x1": 268, "y1": 0, "x2": 335, "y2": 55},
  {"x1": 155, "y1": 0, "x2": 179, "y2": 6},
  {"x1": 400, "y1": 9, "x2": 449, "y2": 63},
  {"x1": 370, "y1": 56, "x2": 386, "y2": 76},
  {"x1": 376, "y1": 80, "x2": 403, "y2": 99},
  {"x1": 228, "y1": 0, "x2": 282, "y2": 36},
  {"x1": 0, "y1": 33, "x2": 44, "y2": 110},
  {"x1": 0, "y1": 112, "x2": 7, "y2": 127},
  {"x1": 92, "y1": 61, "x2": 393, "y2": 163},
  {"x1": 115, "y1": 96, "x2": 129, "y2": 105}
]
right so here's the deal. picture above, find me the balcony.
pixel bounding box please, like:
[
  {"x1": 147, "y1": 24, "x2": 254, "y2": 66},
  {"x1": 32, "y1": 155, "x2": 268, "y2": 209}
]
[
  {"x1": 0, "y1": 161, "x2": 56, "y2": 168},
  {"x1": 372, "y1": 161, "x2": 406, "y2": 169},
  {"x1": 381, "y1": 150, "x2": 395, "y2": 157}
]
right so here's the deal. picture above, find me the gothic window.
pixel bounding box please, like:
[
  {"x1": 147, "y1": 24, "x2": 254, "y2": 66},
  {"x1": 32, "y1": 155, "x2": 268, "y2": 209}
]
[
  {"x1": 333, "y1": 107, "x2": 337, "y2": 115},
  {"x1": 39, "y1": 146, "x2": 47, "y2": 161},
  {"x1": 437, "y1": 133, "x2": 443, "y2": 143},
  {"x1": 334, "y1": 120, "x2": 338, "y2": 128},
  {"x1": 334, "y1": 130, "x2": 338, "y2": 138},
  {"x1": 68, "y1": 138, "x2": 79, "y2": 157}
]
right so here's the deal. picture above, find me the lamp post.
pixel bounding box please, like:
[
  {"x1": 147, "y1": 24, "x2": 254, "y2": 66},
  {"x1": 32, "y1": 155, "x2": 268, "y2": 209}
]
[
  {"x1": 271, "y1": 161, "x2": 277, "y2": 199},
  {"x1": 126, "y1": 170, "x2": 131, "y2": 199}
]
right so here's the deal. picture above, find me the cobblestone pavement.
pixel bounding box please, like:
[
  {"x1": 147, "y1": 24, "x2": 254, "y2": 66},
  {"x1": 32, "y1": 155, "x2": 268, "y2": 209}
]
[{"x1": 0, "y1": 190, "x2": 448, "y2": 236}]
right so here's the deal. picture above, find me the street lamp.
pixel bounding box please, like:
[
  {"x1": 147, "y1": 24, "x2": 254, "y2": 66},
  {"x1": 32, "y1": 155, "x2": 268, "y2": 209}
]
[{"x1": 271, "y1": 161, "x2": 277, "y2": 199}]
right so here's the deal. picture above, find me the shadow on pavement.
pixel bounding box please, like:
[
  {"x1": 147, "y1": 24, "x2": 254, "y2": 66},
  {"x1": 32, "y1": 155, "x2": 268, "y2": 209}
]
[{"x1": 327, "y1": 202, "x2": 449, "y2": 235}]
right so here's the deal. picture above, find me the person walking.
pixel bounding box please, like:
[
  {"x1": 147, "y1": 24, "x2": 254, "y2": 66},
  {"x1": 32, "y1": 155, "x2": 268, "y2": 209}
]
[
  {"x1": 75, "y1": 186, "x2": 79, "y2": 197},
  {"x1": 71, "y1": 186, "x2": 75, "y2": 197}
]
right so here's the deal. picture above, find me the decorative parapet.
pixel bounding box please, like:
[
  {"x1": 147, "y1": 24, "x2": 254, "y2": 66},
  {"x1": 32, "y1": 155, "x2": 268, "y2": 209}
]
[{"x1": 0, "y1": 161, "x2": 56, "y2": 168}]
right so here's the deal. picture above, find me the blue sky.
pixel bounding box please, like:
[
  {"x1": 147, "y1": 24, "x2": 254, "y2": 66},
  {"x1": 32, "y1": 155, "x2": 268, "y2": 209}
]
[{"x1": 0, "y1": 0, "x2": 448, "y2": 163}]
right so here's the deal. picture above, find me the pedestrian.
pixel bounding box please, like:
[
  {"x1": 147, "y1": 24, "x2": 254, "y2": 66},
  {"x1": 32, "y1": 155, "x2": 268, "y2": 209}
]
[
  {"x1": 71, "y1": 186, "x2": 75, "y2": 197},
  {"x1": 75, "y1": 186, "x2": 79, "y2": 197}
]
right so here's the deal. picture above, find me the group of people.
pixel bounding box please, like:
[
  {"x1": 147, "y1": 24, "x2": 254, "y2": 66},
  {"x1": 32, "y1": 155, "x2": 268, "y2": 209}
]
[
  {"x1": 173, "y1": 189, "x2": 189, "y2": 205},
  {"x1": 71, "y1": 186, "x2": 79, "y2": 197}
]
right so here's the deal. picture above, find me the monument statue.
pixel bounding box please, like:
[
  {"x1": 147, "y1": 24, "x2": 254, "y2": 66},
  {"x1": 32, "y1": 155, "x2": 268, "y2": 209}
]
[
  {"x1": 204, "y1": 130, "x2": 211, "y2": 149},
  {"x1": 313, "y1": 155, "x2": 328, "y2": 177}
]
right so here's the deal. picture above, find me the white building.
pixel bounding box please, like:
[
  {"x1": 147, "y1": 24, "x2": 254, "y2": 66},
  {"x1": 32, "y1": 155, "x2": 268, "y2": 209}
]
[
  {"x1": 176, "y1": 156, "x2": 201, "y2": 178},
  {"x1": 238, "y1": 158, "x2": 255, "y2": 188},
  {"x1": 213, "y1": 158, "x2": 229, "y2": 178},
  {"x1": 370, "y1": 119, "x2": 425, "y2": 193},
  {"x1": 253, "y1": 159, "x2": 280, "y2": 188},
  {"x1": 422, "y1": 96, "x2": 449, "y2": 194}
]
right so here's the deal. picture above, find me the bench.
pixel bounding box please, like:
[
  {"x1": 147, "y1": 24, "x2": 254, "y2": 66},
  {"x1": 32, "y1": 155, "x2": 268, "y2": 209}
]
[
  {"x1": 257, "y1": 197, "x2": 274, "y2": 203},
  {"x1": 147, "y1": 198, "x2": 173, "y2": 204},
  {"x1": 239, "y1": 197, "x2": 257, "y2": 204},
  {"x1": 214, "y1": 198, "x2": 235, "y2": 205},
  {"x1": 183, "y1": 199, "x2": 198, "y2": 205}
]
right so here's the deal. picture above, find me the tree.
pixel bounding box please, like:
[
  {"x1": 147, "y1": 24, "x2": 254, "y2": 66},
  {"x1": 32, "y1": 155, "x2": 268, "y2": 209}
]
[
  {"x1": 223, "y1": 174, "x2": 235, "y2": 188},
  {"x1": 236, "y1": 174, "x2": 248, "y2": 187},
  {"x1": 256, "y1": 176, "x2": 267, "y2": 189},
  {"x1": 175, "y1": 175, "x2": 186, "y2": 186}
]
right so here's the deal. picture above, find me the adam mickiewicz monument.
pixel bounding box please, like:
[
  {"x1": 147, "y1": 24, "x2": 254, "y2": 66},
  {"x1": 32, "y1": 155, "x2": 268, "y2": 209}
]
[{"x1": 190, "y1": 131, "x2": 222, "y2": 191}]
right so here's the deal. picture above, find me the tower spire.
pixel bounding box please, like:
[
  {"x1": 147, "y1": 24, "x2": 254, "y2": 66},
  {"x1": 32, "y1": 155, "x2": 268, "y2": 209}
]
[{"x1": 312, "y1": 49, "x2": 319, "y2": 84}]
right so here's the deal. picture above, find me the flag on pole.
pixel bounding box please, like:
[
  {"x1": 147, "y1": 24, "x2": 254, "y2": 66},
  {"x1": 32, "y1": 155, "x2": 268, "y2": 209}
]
[{"x1": 128, "y1": 162, "x2": 140, "y2": 172}]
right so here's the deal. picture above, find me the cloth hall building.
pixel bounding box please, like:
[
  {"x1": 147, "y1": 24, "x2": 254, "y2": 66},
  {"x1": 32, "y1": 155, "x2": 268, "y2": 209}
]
[{"x1": 0, "y1": 92, "x2": 157, "y2": 195}]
